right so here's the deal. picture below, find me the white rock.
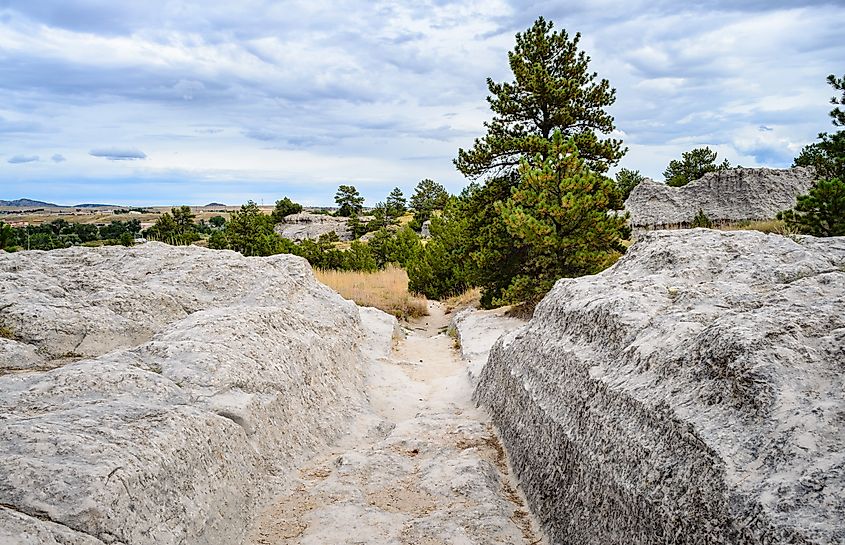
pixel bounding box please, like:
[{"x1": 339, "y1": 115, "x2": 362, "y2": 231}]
[
  {"x1": 475, "y1": 229, "x2": 845, "y2": 545},
  {"x1": 274, "y1": 212, "x2": 352, "y2": 241},
  {"x1": 449, "y1": 307, "x2": 525, "y2": 384},
  {"x1": 0, "y1": 243, "x2": 373, "y2": 544},
  {"x1": 624, "y1": 167, "x2": 815, "y2": 228}
]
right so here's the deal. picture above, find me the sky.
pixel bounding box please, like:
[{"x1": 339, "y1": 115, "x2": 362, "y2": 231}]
[{"x1": 0, "y1": 1, "x2": 843, "y2": 206}]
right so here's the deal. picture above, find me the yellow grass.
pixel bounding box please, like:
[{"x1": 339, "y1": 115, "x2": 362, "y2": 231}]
[
  {"x1": 442, "y1": 287, "x2": 481, "y2": 313},
  {"x1": 719, "y1": 219, "x2": 798, "y2": 235},
  {"x1": 315, "y1": 265, "x2": 429, "y2": 320}
]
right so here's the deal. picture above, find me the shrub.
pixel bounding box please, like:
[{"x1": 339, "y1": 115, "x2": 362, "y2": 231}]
[{"x1": 778, "y1": 178, "x2": 845, "y2": 236}]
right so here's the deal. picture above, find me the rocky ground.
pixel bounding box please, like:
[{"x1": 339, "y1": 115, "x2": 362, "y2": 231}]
[{"x1": 248, "y1": 302, "x2": 542, "y2": 545}]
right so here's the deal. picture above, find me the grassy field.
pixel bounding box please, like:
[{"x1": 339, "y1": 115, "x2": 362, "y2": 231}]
[{"x1": 315, "y1": 265, "x2": 429, "y2": 320}]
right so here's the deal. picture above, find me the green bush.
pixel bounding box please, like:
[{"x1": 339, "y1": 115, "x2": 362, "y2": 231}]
[{"x1": 778, "y1": 178, "x2": 845, "y2": 236}]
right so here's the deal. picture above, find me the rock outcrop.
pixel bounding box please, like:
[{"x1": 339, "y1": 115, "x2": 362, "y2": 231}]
[
  {"x1": 275, "y1": 212, "x2": 352, "y2": 241},
  {"x1": 624, "y1": 167, "x2": 815, "y2": 228},
  {"x1": 475, "y1": 229, "x2": 845, "y2": 545},
  {"x1": 449, "y1": 307, "x2": 525, "y2": 384},
  {"x1": 0, "y1": 243, "x2": 384, "y2": 544}
]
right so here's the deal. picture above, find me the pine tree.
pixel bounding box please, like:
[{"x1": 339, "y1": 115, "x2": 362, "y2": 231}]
[
  {"x1": 385, "y1": 187, "x2": 407, "y2": 220},
  {"x1": 778, "y1": 178, "x2": 845, "y2": 236},
  {"x1": 409, "y1": 179, "x2": 449, "y2": 229},
  {"x1": 455, "y1": 16, "x2": 624, "y2": 180},
  {"x1": 827, "y1": 73, "x2": 845, "y2": 127},
  {"x1": 794, "y1": 74, "x2": 845, "y2": 181},
  {"x1": 334, "y1": 185, "x2": 364, "y2": 217},
  {"x1": 271, "y1": 197, "x2": 303, "y2": 223},
  {"x1": 663, "y1": 147, "x2": 730, "y2": 187},
  {"x1": 494, "y1": 131, "x2": 628, "y2": 306},
  {"x1": 614, "y1": 168, "x2": 646, "y2": 202},
  {"x1": 452, "y1": 17, "x2": 624, "y2": 306}
]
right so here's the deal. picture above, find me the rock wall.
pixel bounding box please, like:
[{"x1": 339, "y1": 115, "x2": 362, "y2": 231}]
[
  {"x1": 474, "y1": 229, "x2": 845, "y2": 545},
  {"x1": 0, "y1": 243, "x2": 382, "y2": 544},
  {"x1": 624, "y1": 167, "x2": 815, "y2": 228},
  {"x1": 275, "y1": 212, "x2": 352, "y2": 241},
  {"x1": 449, "y1": 307, "x2": 525, "y2": 384}
]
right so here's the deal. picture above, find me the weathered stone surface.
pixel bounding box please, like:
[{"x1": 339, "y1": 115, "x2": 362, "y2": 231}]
[
  {"x1": 420, "y1": 220, "x2": 432, "y2": 238},
  {"x1": 475, "y1": 229, "x2": 845, "y2": 545},
  {"x1": 449, "y1": 307, "x2": 524, "y2": 384},
  {"x1": 275, "y1": 212, "x2": 352, "y2": 241},
  {"x1": 0, "y1": 243, "x2": 386, "y2": 544},
  {"x1": 625, "y1": 167, "x2": 815, "y2": 228}
]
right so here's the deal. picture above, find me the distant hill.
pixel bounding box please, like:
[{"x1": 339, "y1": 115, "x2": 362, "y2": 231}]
[
  {"x1": 205, "y1": 202, "x2": 227, "y2": 207},
  {"x1": 73, "y1": 203, "x2": 121, "y2": 208},
  {"x1": 0, "y1": 198, "x2": 60, "y2": 207}
]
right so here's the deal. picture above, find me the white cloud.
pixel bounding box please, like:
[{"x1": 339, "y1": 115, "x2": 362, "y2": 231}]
[{"x1": 0, "y1": 1, "x2": 843, "y2": 202}]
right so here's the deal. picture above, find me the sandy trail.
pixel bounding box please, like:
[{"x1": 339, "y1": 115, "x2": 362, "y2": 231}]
[{"x1": 248, "y1": 301, "x2": 542, "y2": 545}]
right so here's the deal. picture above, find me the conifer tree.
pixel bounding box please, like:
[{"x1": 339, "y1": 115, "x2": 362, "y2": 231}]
[
  {"x1": 452, "y1": 17, "x2": 624, "y2": 306},
  {"x1": 455, "y1": 16, "x2": 624, "y2": 179},
  {"x1": 494, "y1": 131, "x2": 627, "y2": 305}
]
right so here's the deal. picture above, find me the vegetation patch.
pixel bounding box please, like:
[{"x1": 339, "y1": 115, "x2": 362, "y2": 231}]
[{"x1": 315, "y1": 265, "x2": 429, "y2": 320}]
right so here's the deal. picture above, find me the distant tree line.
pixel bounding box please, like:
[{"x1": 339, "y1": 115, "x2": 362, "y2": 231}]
[{"x1": 0, "y1": 219, "x2": 142, "y2": 251}]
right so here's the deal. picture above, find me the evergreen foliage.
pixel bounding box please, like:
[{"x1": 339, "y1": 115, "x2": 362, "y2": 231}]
[
  {"x1": 407, "y1": 195, "x2": 474, "y2": 300},
  {"x1": 794, "y1": 75, "x2": 845, "y2": 181},
  {"x1": 334, "y1": 185, "x2": 365, "y2": 217},
  {"x1": 409, "y1": 179, "x2": 449, "y2": 229},
  {"x1": 368, "y1": 226, "x2": 421, "y2": 269},
  {"x1": 271, "y1": 197, "x2": 303, "y2": 223},
  {"x1": 827, "y1": 73, "x2": 845, "y2": 127},
  {"x1": 663, "y1": 147, "x2": 730, "y2": 187},
  {"x1": 493, "y1": 132, "x2": 627, "y2": 305},
  {"x1": 145, "y1": 206, "x2": 200, "y2": 245},
  {"x1": 778, "y1": 178, "x2": 845, "y2": 236},
  {"x1": 614, "y1": 168, "x2": 646, "y2": 202},
  {"x1": 454, "y1": 16, "x2": 624, "y2": 180},
  {"x1": 450, "y1": 17, "x2": 624, "y2": 306},
  {"x1": 691, "y1": 209, "x2": 713, "y2": 228},
  {"x1": 385, "y1": 187, "x2": 407, "y2": 220}
]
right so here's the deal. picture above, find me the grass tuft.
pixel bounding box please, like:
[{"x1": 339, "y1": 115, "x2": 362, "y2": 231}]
[
  {"x1": 442, "y1": 287, "x2": 481, "y2": 313},
  {"x1": 315, "y1": 265, "x2": 429, "y2": 320}
]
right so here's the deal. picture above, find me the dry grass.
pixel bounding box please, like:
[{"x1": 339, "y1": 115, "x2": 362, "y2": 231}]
[
  {"x1": 719, "y1": 219, "x2": 798, "y2": 236},
  {"x1": 315, "y1": 265, "x2": 429, "y2": 320},
  {"x1": 442, "y1": 287, "x2": 481, "y2": 313}
]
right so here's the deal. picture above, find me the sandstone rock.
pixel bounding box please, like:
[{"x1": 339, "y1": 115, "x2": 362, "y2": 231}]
[
  {"x1": 449, "y1": 307, "x2": 524, "y2": 384},
  {"x1": 624, "y1": 167, "x2": 815, "y2": 228},
  {"x1": 274, "y1": 212, "x2": 352, "y2": 241},
  {"x1": 0, "y1": 243, "x2": 387, "y2": 544},
  {"x1": 475, "y1": 229, "x2": 845, "y2": 545}
]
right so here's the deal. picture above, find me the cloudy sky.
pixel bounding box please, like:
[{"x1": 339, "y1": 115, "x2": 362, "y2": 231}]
[{"x1": 0, "y1": 1, "x2": 843, "y2": 206}]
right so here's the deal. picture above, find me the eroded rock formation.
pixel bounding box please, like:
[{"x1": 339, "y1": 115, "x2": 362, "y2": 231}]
[
  {"x1": 475, "y1": 229, "x2": 845, "y2": 544},
  {"x1": 0, "y1": 243, "x2": 388, "y2": 544},
  {"x1": 624, "y1": 167, "x2": 815, "y2": 228},
  {"x1": 275, "y1": 212, "x2": 352, "y2": 241},
  {"x1": 449, "y1": 307, "x2": 525, "y2": 384}
]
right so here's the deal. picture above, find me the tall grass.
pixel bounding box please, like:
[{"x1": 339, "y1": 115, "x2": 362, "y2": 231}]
[{"x1": 315, "y1": 265, "x2": 429, "y2": 320}]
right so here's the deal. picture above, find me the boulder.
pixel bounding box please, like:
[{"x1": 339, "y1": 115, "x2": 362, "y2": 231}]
[
  {"x1": 0, "y1": 243, "x2": 386, "y2": 544},
  {"x1": 475, "y1": 229, "x2": 845, "y2": 545},
  {"x1": 624, "y1": 167, "x2": 815, "y2": 228},
  {"x1": 421, "y1": 220, "x2": 432, "y2": 238},
  {"x1": 274, "y1": 212, "x2": 352, "y2": 241}
]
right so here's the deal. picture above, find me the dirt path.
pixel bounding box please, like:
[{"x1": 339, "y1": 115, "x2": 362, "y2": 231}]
[{"x1": 248, "y1": 301, "x2": 543, "y2": 545}]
